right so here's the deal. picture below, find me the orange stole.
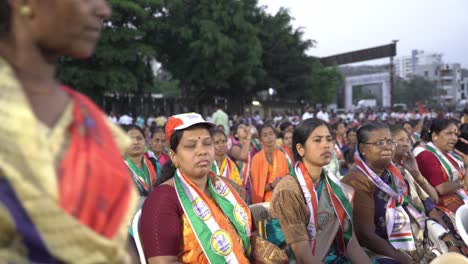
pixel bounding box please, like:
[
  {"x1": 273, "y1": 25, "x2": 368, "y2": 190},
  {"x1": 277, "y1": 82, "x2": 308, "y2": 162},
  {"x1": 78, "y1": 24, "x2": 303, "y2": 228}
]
[
  {"x1": 250, "y1": 149, "x2": 290, "y2": 204},
  {"x1": 178, "y1": 197, "x2": 251, "y2": 263}
]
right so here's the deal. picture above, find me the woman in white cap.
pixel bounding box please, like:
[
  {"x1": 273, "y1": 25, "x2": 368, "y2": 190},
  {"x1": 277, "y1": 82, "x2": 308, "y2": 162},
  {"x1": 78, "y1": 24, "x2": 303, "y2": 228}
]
[{"x1": 139, "y1": 113, "x2": 254, "y2": 263}]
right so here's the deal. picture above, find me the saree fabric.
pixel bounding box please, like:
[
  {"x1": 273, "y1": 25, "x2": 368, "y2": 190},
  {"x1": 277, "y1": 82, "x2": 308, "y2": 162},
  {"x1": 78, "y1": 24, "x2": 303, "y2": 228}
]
[
  {"x1": 140, "y1": 180, "x2": 251, "y2": 263},
  {"x1": 270, "y1": 175, "x2": 355, "y2": 262},
  {"x1": 0, "y1": 58, "x2": 137, "y2": 263},
  {"x1": 250, "y1": 149, "x2": 290, "y2": 204}
]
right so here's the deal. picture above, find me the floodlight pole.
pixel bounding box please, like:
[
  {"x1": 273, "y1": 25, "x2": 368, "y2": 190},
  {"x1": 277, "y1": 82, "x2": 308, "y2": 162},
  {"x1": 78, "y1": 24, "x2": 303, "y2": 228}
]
[{"x1": 390, "y1": 40, "x2": 399, "y2": 108}]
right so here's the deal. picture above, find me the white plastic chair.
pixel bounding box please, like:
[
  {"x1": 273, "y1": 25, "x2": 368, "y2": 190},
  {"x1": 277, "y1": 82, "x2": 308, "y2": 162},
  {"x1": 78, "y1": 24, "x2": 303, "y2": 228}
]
[
  {"x1": 430, "y1": 252, "x2": 468, "y2": 264},
  {"x1": 455, "y1": 203, "x2": 468, "y2": 247},
  {"x1": 132, "y1": 209, "x2": 147, "y2": 264}
]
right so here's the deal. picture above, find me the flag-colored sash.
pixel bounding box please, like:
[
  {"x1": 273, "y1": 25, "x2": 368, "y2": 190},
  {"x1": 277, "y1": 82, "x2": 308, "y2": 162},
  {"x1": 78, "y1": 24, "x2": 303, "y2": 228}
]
[
  {"x1": 125, "y1": 155, "x2": 156, "y2": 196},
  {"x1": 354, "y1": 152, "x2": 425, "y2": 251},
  {"x1": 290, "y1": 162, "x2": 353, "y2": 255},
  {"x1": 336, "y1": 135, "x2": 347, "y2": 150},
  {"x1": 212, "y1": 156, "x2": 243, "y2": 187},
  {"x1": 279, "y1": 146, "x2": 293, "y2": 172},
  {"x1": 146, "y1": 151, "x2": 162, "y2": 176},
  {"x1": 174, "y1": 169, "x2": 251, "y2": 263},
  {"x1": 425, "y1": 142, "x2": 468, "y2": 201},
  {"x1": 251, "y1": 138, "x2": 262, "y2": 152},
  {"x1": 334, "y1": 143, "x2": 344, "y2": 160},
  {"x1": 236, "y1": 142, "x2": 252, "y2": 187}
]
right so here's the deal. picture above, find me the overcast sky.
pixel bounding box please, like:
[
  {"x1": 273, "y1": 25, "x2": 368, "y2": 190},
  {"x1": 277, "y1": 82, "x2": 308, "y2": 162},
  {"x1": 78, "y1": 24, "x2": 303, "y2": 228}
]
[{"x1": 258, "y1": 0, "x2": 468, "y2": 67}]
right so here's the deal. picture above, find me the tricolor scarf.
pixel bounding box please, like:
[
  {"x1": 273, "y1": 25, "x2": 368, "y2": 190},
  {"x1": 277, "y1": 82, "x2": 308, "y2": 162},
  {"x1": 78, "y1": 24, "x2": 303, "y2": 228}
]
[
  {"x1": 212, "y1": 156, "x2": 243, "y2": 187},
  {"x1": 410, "y1": 133, "x2": 420, "y2": 146},
  {"x1": 290, "y1": 162, "x2": 353, "y2": 255},
  {"x1": 354, "y1": 152, "x2": 426, "y2": 251},
  {"x1": 237, "y1": 139, "x2": 261, "y2": 187},
  {"x1": 146, "y1": 150, "x2": 162, "y2": 175},
  {"x1": 425, "y1": 142, "x2": 468, "y2": 201},
  {"x1": 174, "y1": 170, "x2": 252, "y2": 263},
  {"x1": 334, "y1": 143, "x2": 344, "y2": 160},
  {"x1": 251, "y1": 138, "x2": 262, "y2": 152},
  {"x1": 279, "y1": 146, "x2": 293, "y2": 172},
  {"x1": 413, "y1": 141, "x2": 427, "y2": 157},
  {"x1": 125, "y1": 155, "x2": 157, "y2": 196},
  {"x1": 336, "y1": 135, "x2": 347, "y2": 150}
]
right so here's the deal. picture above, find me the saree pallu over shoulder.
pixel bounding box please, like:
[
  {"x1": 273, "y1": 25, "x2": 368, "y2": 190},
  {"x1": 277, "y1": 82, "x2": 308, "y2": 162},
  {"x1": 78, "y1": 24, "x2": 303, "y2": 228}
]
[
  {"x1": 250, "y1": 149, "x2": 290, "y2": 204},
  {"x1": 0, "y1": 58, "x2": 137, "y2": 263}
]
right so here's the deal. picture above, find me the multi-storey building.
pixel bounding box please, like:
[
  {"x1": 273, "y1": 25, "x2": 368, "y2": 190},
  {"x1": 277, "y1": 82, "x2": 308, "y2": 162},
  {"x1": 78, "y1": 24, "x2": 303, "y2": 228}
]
[
  {"x1": 395, "y1": 50, "x2": 466, "y2": 104},
  {"x1": 395, "y1": 50, "x2": 442, "y2": 80}
]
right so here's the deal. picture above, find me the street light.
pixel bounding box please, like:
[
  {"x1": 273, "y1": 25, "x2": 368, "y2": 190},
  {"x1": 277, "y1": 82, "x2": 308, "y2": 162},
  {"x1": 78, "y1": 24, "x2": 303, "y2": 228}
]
[{"x1": 268, "y1": 88, "x2": 274, "y2": 97}]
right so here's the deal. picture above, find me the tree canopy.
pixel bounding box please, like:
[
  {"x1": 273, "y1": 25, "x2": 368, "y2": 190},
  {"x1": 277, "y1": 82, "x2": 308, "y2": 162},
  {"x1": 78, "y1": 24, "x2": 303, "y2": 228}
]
[
  {"x1": 57, "y1": 0, "x2": 342, "y2": 112},
  {"x1": 393, "y1": 76, "x2": 435, "y2": 106}
]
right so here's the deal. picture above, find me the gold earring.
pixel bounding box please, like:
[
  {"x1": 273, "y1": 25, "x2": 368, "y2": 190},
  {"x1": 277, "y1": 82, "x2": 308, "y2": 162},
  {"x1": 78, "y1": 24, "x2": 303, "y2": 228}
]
[{"x1": 20, "y1": 6, "x2": 33, "y2": 17}]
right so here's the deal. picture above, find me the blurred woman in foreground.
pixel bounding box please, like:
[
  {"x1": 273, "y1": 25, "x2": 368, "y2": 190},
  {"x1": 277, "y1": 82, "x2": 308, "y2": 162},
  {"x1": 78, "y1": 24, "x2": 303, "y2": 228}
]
[{"x1": 0, "y1": 0, "x2": 137, "y2": 262}]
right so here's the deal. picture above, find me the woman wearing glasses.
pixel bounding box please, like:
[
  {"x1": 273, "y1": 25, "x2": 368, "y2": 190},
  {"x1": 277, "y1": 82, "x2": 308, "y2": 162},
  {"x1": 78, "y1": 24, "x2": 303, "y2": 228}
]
[
  {"x1": 343, "y1": 122, "x2": 444, "y2": 264},
  {"x1": 415, "y1": 118, "x2": 468, "y2": 218},
  {"x1": 392, "y1": 126, "x2": 464, "y2": 255}
]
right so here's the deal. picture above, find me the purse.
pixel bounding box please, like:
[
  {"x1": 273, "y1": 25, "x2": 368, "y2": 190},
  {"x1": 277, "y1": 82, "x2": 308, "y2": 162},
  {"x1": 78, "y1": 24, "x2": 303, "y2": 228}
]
[{"x1": 250, "y1": 234, "x2": 289, "y2": 264}]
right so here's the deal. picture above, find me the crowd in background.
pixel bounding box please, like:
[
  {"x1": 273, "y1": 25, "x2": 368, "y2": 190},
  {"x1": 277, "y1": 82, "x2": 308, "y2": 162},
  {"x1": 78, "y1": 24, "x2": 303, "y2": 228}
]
[
  {"x1": 3, "y1": 0, "x2": 467, "y2": 262},
  {"x1": 118, "y1": 104, "x2": 468, "y2": 263}
]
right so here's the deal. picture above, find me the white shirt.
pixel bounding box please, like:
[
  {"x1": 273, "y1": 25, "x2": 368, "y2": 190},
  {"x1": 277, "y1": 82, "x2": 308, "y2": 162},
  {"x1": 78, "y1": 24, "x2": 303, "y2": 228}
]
[
  {"x1": 316, "y1": 111, "x2": 329, "y2": 122},
  {"x1": 302, "y1": 112, "x2": 314, "y2": 120},
  {"x1": 119, "y1": 114, "x2": 133, "y2": 125}
]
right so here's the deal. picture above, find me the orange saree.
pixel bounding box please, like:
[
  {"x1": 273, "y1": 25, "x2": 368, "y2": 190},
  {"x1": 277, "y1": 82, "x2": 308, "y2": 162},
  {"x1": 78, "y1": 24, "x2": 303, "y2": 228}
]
[{"x1": 250, "y1": 149, "x2": 290, "y2": 204}]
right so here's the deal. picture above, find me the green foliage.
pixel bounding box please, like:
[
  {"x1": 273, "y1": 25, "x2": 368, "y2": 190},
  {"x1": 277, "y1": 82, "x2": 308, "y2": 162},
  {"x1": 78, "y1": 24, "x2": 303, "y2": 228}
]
[
  {"x1": 147, "y1": 0, "x2": 262, "y2": 104},
  {"x1": 155, "y1": 79, "x2": 180, "y2": 98},
  {"x1": 308, "y1": 66, "x2": 343, "y2": 104},
  {"x1": 393, "y1": 76, "x2": 435, "y2": 105},
  {"x1": 56, "y1": 0, "x2": 342, "y2": 110},
  {"x1": 253, "y1": 8, "x2": 317, "y2": 100},
  {"x1": 57, "y1": 0, "x2": 160, "y2": 99}
]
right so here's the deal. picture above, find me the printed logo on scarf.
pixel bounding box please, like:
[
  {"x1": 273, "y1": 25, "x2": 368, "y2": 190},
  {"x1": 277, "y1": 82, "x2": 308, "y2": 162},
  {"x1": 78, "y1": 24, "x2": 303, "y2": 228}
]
[
  {"x1": 210, "y1": 230, "x2": 233, "y2": 256},
  {"x1": 318, "y1": 211, "x2": 332, "y2": 227},
  {"x1": 391, "y1": 211, "x2": 407, "y2": 232},
  {"x1": 214, "y1": 179, "x2": 230, "y2": 197},
  {"x1": 192, "y1": 197, "x2": 211, "y2": 221},
  {"x1": 233, "y1": 204, "x2": 248, "y2": 227}
]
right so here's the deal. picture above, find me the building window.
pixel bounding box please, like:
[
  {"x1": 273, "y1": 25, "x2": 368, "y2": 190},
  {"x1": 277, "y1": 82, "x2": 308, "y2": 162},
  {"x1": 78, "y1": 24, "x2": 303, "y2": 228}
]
[{"x1": 424, "y1": 71, "x2": 429, "y2": 77}]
